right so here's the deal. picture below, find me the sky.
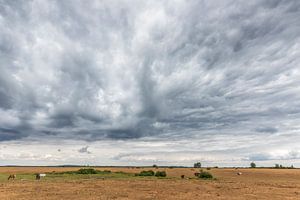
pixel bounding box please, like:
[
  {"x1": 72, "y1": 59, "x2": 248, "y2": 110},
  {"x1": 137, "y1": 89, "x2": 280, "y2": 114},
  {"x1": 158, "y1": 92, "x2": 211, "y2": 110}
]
[{"x1": 0, "y1": 0, "x2": 300, "y2": 167}]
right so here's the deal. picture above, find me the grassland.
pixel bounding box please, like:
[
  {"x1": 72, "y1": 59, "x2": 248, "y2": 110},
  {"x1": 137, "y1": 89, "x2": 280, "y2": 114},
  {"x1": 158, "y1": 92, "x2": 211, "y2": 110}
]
[{"x1": 0, "y1": 167, "x2": 300, "y2": 199}]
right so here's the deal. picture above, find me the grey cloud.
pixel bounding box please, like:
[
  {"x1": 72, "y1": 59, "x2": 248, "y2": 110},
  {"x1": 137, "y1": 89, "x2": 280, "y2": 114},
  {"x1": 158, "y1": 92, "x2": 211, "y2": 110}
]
[
  {"x1": 255, "y1": 127, "x2": 278, "y2": 134},
  {"x1": 247, "y1": 153, "x2": 272, "y2": 161},
  {"x1": 78, "y1": 146, "x2": 91, "y2": 154},
  {"x1": 0, "y1": 0, "x2": 300, "y2": 145},
  {"x1": 247, "y1": 150, "x2": 300, "y2": 161}
]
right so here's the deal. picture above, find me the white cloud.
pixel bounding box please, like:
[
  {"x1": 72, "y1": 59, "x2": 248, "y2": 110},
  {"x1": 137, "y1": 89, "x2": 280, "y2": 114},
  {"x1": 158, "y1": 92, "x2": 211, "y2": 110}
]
[{"x1": 0, "y1": 0, "x2": 300, "y2": 166}]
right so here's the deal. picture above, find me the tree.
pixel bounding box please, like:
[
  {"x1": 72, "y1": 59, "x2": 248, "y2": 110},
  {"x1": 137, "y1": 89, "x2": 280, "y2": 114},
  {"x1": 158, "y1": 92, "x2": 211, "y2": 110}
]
[
  {"x1": 250, "y1": 162, "x2": 256, "y2": 168},
  {"x1": 279, "y1": 164, "x2": 283, "y2": 168},
  {"x1": 194, "y1": 162, "x2": 201, "y2": 168},
  {"x1": 275, "y1": 164, "x2": 280, "y2": 168}
]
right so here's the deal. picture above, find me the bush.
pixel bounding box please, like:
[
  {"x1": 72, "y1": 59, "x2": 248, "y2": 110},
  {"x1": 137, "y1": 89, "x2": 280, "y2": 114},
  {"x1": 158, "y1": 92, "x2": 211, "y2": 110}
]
[
  {"x1": 197, "y1": 171, "x2": 213, "y2": 179},
  {"x1": 206, "y1": 167, "x2": 211, "y2": 170},
  {"x1": 155, "y1": 171, "x2": 167, "y2": 177},
  {"x1": 77, "y1": 168, "x2": 98, "y2": 174},
  {"x1": 135, "y1": 170, "x2": 155, "y2": 176},
  {"x1": 50, "y1": 168, "x2": 112, "y2": 175}
]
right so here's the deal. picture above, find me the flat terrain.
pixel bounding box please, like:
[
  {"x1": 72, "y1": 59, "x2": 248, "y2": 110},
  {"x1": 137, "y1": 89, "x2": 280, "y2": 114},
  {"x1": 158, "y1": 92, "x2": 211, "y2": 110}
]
[{"x1": 0, "y1": 167, "x2": 300, "y2": 199}]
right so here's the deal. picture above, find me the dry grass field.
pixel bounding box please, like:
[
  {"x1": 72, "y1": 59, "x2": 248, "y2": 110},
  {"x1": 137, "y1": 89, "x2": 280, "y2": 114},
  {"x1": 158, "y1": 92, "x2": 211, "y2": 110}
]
[{"x1": 0, "y1": 167, "x2": 300, "y2": 200}]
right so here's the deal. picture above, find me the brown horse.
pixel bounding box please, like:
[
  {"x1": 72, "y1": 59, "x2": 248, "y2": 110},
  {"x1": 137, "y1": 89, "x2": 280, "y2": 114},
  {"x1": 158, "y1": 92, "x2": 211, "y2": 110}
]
[{"x1": 8, "y1": 174, "x2": 16, "y2": 180}]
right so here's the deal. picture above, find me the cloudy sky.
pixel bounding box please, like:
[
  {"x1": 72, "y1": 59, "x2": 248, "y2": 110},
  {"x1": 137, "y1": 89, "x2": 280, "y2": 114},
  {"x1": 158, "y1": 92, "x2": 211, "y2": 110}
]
[{"x1": 0, "y1": 0, "x2": 300, "y2": 167}]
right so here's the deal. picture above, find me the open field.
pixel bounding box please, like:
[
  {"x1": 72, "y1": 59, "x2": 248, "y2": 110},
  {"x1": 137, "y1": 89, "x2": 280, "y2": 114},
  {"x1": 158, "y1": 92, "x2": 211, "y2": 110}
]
[{"x1": 0, "y1": 167, "x2": 300, "y2": 200}]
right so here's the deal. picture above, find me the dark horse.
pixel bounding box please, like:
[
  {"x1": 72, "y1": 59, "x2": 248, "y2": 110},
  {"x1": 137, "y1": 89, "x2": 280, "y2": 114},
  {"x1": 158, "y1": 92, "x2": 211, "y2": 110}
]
[
  {"x1": 7, "y1": 174, "x2": 16, "y2": 180},
  {"x1": 36, "y1": 174, "x2": 41, "y2": 180}
]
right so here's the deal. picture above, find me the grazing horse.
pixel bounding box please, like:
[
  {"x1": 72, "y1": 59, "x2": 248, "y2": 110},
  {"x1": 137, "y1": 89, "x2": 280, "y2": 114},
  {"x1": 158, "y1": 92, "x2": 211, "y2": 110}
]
[
  {"x1": 8, "y1": 174, "x2": 16, "y2": 180},
  {"x1": 36, "y1": 174, "x2": 41, "y2": 180}
]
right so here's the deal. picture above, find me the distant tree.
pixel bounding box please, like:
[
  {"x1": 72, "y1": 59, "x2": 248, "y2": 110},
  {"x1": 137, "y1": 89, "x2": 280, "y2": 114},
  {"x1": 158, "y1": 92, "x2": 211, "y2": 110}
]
[
  {"x1": 279, "y1": 164, "x2": 283, "y2": 168},
  {"x1": 250, "y1": 162, "x2": 256, "y2": 168},
  {"x1": 194, "y1": 162, "x2": 201, "y2": 168},
  {"x1": 275, "y1": 164, "x2": 280, "y2": 168},
  {"x1": 291, "y1": 165, "x2": 294, "y2": 169},
  {"x1": 152, "y1": 164, "x2": 158, "y2": 168}
]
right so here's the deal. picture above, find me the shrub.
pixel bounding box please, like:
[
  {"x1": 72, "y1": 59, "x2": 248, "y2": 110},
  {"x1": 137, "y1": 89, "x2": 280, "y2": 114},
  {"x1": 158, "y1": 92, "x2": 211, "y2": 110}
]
[
  {"x1": 206, "y1": 167, "x2": 211, "y2": 170},
  {"x1": 155, "y1": 171, "x2": 167, "y2": 177},
  {"x1": 135, "y1": 170, "x2": 155, "y2": 176},
  {"x1": 77, "y1": 168, "x2": 98, "y2": 174},
  {"x1": 197, "y1": 171, "x2": 213, "y2": 179},
  {"x1": 51, "y1": 168, "x2": 113, "y2": 175}
]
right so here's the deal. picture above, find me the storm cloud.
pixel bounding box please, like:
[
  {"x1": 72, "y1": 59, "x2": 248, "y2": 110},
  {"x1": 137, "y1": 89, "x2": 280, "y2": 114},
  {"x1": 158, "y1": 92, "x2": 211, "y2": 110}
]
[{"x1": 0, "y1": 0, "x2": 300, "y2": 166}]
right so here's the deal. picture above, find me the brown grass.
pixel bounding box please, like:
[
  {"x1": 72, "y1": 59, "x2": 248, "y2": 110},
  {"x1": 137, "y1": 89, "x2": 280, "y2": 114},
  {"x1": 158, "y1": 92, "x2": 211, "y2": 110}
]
[{"x1": 1, "y1": 167, "x2": 300, "y2": 199}]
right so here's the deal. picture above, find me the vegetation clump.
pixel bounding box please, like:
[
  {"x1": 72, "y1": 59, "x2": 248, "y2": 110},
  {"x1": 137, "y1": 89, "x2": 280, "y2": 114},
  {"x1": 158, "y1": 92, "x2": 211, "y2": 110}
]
[
  {"x1": 250, "y1": 162, "x2": 256, "y2": 168},
  {"x1": 274, "y1": 164, "x2": 295, "y2": 169},
  {"x1": 155, "y1": 171, "x2": 167, "y2": 177},
  {"x1": 53, "y1": 168, "x2": 112, "y2": 175},
  {"x1": 135, "y1": 170, "x2": 155, "y2": 176},
  {"x1": 77, "y1": 168, "x2": 98, "y2": 174},
  {"x1": 197, "y1": 171, "x2": 213, "y2": 179}
]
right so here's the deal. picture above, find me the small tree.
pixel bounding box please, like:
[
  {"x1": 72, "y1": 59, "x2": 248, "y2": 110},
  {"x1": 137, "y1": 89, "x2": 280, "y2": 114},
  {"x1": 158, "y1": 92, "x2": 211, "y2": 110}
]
[
  {"x1": 275, "y1": 164, "x2": 280, "y2": 168},
  {"x1": 194, "y1": 162, "x2": 201, "y2": 168},
  {"x1": 250, "y1": 162, "x2": 256, "y2": 168},
  {"x1": 152, "y1": 164, "x2": 158, "y2": 168}
]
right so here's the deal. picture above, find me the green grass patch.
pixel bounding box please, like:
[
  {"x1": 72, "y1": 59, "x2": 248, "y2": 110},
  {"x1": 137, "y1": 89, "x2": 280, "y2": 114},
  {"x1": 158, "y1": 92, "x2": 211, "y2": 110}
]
[
  {"x1": 0, "y1": 168, "x2": 134, "y2": 182},
  {"x1": 0, "y1": 168, "x2": 171, "y2": 182}
]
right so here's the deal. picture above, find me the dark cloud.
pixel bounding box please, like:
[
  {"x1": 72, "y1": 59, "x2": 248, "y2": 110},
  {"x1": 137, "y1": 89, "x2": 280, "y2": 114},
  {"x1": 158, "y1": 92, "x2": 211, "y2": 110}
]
[
  {"x1": 78, "y1": 146, "x2": 91, "y2": 154},
  {"x1": 247, "y1": 150, "x2": 300, "y2": 161},
  {"x1": 255, "y1": 127, "x2": 278, "y2": 134},
  {"x1": 247, "y1": 153, "x2": 272, "y2": 161},
  {"x1": 0, "y1": 0, "x2": 299, "y2": 145}
]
